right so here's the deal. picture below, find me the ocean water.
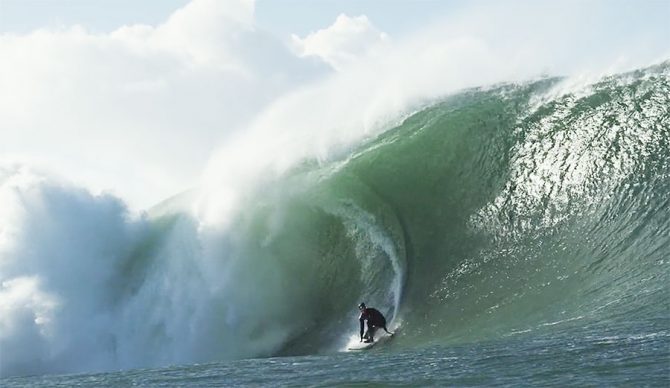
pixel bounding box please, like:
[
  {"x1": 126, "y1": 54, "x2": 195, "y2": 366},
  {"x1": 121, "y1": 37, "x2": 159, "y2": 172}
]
[
  {"x1": 4, "y1": 319, "x2": 668, "y2": 386},
  {"x1": 1, "y1": 62, "x2": 669, "y2": 386}
]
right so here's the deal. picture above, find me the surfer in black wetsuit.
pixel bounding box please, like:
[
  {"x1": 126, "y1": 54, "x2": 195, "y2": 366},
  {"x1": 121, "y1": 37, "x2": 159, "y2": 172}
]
[{"x1": 358, "y1": 302, "x2": 392, "y2": 342}]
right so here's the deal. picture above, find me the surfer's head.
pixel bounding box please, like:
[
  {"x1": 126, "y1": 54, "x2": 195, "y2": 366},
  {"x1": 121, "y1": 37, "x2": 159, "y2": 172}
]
[{"x1": 358, "y1": 302, "x2": 366, "y2": 310}]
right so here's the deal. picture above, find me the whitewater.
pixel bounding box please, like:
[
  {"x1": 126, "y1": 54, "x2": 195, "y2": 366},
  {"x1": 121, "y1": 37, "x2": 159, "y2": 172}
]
[{"x1": 1, "y1": 58, "x2": 669, "y2": 385}]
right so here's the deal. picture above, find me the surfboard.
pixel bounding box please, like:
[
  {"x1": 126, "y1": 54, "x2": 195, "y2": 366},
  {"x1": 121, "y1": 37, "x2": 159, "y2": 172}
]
[
  {"x1": 347, "y1": 340, "x2": 377, "y2": 351},
  {"x1": 347, "y1": 332, "x2": 395, "y2": 351}
]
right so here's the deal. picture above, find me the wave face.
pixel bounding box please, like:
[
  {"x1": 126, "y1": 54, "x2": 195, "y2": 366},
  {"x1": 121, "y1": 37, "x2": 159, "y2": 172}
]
[
  {"x1": 1, "y1": 62, "x2": 669, "y2": 377},
  {"x1": 276, "y1": 62, "x2": 670, "y2": 348}
]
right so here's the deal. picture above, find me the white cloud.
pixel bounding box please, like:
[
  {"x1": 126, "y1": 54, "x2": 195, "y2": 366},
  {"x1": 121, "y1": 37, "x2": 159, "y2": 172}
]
[
  {"x1": 148, "y1": 0, "x2": 255, "y2": 69},
  {"x1": 291, "y1": 14, "x2": 390, "y2": 71},
  {"x1": 0, "y1": 0, "x2": 325, "y2": 211}
]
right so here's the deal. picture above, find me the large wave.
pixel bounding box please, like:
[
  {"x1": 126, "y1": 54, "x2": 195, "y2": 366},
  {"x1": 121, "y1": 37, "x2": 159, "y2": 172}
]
[{"x1": 1, "y1": 62, "x2": 668, "y2": 377}]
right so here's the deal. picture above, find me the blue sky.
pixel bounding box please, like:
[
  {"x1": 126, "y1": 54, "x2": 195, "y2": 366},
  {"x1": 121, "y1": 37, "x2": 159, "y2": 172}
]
[
  {"x1": 0, "y1": 0, "x2": 191, "y2": 33},
  {"x1": 1, "y1": 0, "x2": 668, "y2": 210}
]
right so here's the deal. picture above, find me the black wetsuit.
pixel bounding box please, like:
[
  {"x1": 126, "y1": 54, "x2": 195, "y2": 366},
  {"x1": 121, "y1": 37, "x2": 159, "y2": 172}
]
[{"x1": 359, "y1": 307, "x2": 387, "y2": 341}]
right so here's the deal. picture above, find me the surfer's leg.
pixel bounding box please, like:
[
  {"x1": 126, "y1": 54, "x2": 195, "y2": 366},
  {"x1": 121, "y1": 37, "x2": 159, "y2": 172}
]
[
  {"x1": 368, "y1": 325, "x2": 377, "y2": 341},
  {"x1": 363, "y1": 324, "x2": 373, "y2": 342}
]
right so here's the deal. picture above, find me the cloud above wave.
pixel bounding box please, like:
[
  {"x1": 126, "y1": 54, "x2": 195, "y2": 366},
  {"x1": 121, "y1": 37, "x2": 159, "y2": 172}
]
[
  {"x1": 0, "y1": 0, "x2": 327, "y2": 210},
  {"x1": 291, "y1": 14, "x2": 390, "y2": 71}
]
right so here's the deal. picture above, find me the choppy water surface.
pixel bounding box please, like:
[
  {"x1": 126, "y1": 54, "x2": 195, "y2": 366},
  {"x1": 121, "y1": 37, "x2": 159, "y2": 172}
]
[{"x1": 5, "y1": 317, "x2": 668, "y2": 387}]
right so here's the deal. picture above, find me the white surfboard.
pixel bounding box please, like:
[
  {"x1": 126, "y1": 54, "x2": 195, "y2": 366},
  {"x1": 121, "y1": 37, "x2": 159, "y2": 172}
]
[
  {"x1": 347, "y1": 340, "x2": 378, "y2": 351},
  {"x1": 346, "y1": 331, "x2": 395, "y2": 351}
]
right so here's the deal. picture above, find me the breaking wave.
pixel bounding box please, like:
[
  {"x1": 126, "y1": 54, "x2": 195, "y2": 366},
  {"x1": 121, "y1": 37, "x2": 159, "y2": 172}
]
[{"x1": 1, "y1": 62, "x2": 668, "y2": 377}]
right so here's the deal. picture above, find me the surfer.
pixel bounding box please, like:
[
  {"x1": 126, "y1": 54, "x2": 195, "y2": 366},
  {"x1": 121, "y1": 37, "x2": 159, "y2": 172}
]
[{"x1": 358, "y1": 302, "x2": 392, "y2": 343}]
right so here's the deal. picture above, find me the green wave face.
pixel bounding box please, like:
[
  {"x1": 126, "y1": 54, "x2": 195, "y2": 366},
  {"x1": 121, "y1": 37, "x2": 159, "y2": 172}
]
[{"x1": 223, "y1": 62, "x2": 670, "y2": 352}]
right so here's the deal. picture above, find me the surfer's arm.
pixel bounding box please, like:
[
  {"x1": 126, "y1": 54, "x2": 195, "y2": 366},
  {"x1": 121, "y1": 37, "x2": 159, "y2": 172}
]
[{"x1": 359, "y1": 317, "x2": 365, "y2": 340}]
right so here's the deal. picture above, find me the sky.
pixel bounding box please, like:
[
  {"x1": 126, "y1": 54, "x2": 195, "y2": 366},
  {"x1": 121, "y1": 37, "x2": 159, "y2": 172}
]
[
  {"x1": 0, "y1": 0, "x2": 462, "y2": 36},
  {"x1": 1, "y1": 0, "x2": 668, "y2": 211}
]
